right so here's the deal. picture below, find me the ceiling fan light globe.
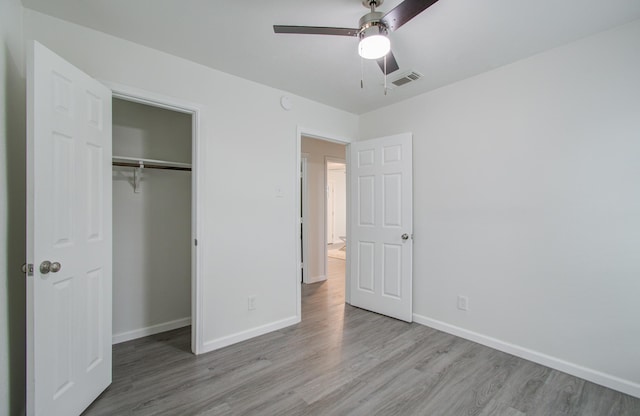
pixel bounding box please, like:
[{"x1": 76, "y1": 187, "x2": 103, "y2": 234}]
[{"x1": 358, "y1": 35, "x2": 390, "y2": 60}]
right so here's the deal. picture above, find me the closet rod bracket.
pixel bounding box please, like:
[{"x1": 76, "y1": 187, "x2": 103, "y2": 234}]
[{"x1": 134, "y1": 162, "x2": 143, "y2": 193}]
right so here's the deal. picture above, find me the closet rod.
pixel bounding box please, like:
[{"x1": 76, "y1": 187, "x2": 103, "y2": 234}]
[{"x1": 112, "y1": 161, "x2": 191, "y2": 172}]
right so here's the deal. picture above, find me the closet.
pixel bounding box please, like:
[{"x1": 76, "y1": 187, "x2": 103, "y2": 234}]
[{"x1": 111, "y1": 97, "x2": 192, "y2": 344}]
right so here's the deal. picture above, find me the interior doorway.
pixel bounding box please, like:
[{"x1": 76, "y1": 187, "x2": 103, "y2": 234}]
[{"x1": 298, "y1": 135, "x2": 347, "y2": 320}]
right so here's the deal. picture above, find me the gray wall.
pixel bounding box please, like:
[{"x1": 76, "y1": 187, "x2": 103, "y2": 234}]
[
  {"x1": 360, "y1": 19, "x2": 640, "y2": 396},
  {"x1": 23, "y1": 8, "x2": 358, "y2": 355}
]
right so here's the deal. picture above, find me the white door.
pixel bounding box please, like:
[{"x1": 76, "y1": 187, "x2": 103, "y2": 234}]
[
  {"x1": 349, "y1": 133, "x2": 413, "y2": 322},
  {"x1": 27, "y1": 42, "x2": 112, "y2": 416}
]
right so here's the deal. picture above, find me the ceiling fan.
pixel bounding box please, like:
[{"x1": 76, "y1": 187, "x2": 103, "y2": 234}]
[{"x1": 274, "y1": 0, "x2": 440, "y2": 77}]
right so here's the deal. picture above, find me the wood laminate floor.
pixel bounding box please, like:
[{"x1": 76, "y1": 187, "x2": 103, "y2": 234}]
[{"x1": 83, "y1": 258, "x2": 640, "y2": 415}]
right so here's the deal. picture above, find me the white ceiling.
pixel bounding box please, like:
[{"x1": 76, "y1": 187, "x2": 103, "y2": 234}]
[{"x1": 22, "y1": 0, "x2": 640, "y2": 114}]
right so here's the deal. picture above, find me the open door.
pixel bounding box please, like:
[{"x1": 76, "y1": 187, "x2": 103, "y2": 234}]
[
  {"x1": 349, "y1": 133, "x2": 413, "y2": 322},
  {"x1": 27, "y1": 42, "x2": 112, "y2": 416}
]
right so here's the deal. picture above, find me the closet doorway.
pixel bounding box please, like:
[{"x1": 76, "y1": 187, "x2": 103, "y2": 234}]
[{"x1": 110, "y1": 92, "x2": 199, "y2": 352}]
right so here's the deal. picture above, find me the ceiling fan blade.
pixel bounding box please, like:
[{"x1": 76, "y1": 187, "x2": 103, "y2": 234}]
[
  {"x1": 377, "y1": 51, "x2": 400, "y2": 75},
  {"x1": 273, "y1": 25, "x2": 359, "y2": 37},
  {"x1": 382, "y1": 0, "x2": 439, "y2": 32}
]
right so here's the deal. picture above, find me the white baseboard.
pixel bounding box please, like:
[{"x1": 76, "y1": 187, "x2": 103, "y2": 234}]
[
  {"x1": 412, "y1": 313, "x2": 640, "y2": 399},
  {"x1": 200, "y1": 316, "x2": 299, "y2": 354},
  {"x1": 304, "y1": 274, "x2": 326, "y2": 284},
  {"x1": 112, "y1": 317, "x2": 191, "y2": 344}
]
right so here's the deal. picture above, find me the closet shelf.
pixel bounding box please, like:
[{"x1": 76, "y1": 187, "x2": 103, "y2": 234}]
[{"x1": 112, "y1": 156, "x2": 192, "y2": 171}]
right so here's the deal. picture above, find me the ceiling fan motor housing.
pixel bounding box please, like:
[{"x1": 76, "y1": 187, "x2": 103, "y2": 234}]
[
  {"x1": 358, "y1": 11, "x2": 389, "y2": 37},
  {"x1": 358, "y1": 11, "x2": 391, "y2": 60}
]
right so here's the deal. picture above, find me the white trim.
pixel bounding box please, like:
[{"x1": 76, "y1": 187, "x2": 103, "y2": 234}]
[
  {"x1": 105, "y1": 81, "x2": 205, "y2": 355},
  {"x1": 295, "y1": 131, "x2": 302, "y2": 321},
  {"x1": 298, "y1": 128, "x2": 353, "y2": 145},
  {"x1": 413, "y1": 313, "x2": 640, "y2": 399},
  {"x1": 102, "y1": 81, "x2": 197, "y2": 115},
  {"x1": 112, "y1": 317, "x2": 191, "y2": 345},
  {"x1": 296, "y1": 127, "x2": 352, "y2": 320},
  {"x1": 191, "y1": 104, "x2": 203, "y2": 354},
  {"x1": 301, "y1": 155, "x2": 311, "y2": 284},
  {"x1": 200, "y1": 316, "x2": 299, "y2": 353},
  {"x1": 344, "y1": 145, "x2": 351, "y2": 304}
]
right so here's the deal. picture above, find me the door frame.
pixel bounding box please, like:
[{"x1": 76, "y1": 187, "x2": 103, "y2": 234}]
[
  {"x1": 300, "y1": 154, "x2": 309, "y2": 283},
  {"x1": 103, "y1": 81, "x2": 204, "y2": 354},
  {"x1": 295, "y1": 127, "x2": 352, "y2": 320}
]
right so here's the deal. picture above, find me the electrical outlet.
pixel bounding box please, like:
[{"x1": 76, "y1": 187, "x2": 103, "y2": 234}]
[
  {"x1": 457, "y1": 295, "x2": 469, "y2": 311},
  {"x1": 248, "y1": 296, "x2": 256, "y2": 311}
]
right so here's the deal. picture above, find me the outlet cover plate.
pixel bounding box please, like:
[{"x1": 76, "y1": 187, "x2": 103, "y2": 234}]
[{"x1": 457, "y1": 295, "x2": 469, "y2": 311}]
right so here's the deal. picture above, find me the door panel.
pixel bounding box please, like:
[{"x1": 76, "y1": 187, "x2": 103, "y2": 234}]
[
  {"x1": 357, "y1": 241, "x2": 375, "y2": 292},
  {"x1": 349, "y1": 133, "x2": 412, "y2": 322},
  {"x1": 382, "y1": 243, "x2": 402, "y2": 298},
  {"x1": 27, "y1": 41, "x2": 112, "y2": 416}
]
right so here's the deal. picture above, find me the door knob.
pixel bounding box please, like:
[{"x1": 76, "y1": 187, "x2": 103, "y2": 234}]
[
  {"x1": 401, "y1": 233, "x2": 409, "y2": 240},
  {"x1": 40, "y1": 261, "x2": 62, "y2": 274}
]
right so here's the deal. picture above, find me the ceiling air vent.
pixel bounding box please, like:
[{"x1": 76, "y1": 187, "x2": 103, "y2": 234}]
[{"x1": 391, "y1": 71, "x2": 423, "y2": 87}]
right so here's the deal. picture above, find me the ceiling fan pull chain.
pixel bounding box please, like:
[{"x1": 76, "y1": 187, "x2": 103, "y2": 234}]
[
  {"x1": 361, "y1": 56, "x2": 364, "y2": 89},
  {"x1": 384, "y1": 54, "x2": 387, "y2": 95}
]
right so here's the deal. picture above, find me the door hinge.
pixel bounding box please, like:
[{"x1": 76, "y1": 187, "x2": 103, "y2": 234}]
[
  {"x1": 21, "y1": 263, "x2": 34, "y2": 276},
  {"x1": 194, "y1": 239, "x2": 198, "y2": 246}
]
